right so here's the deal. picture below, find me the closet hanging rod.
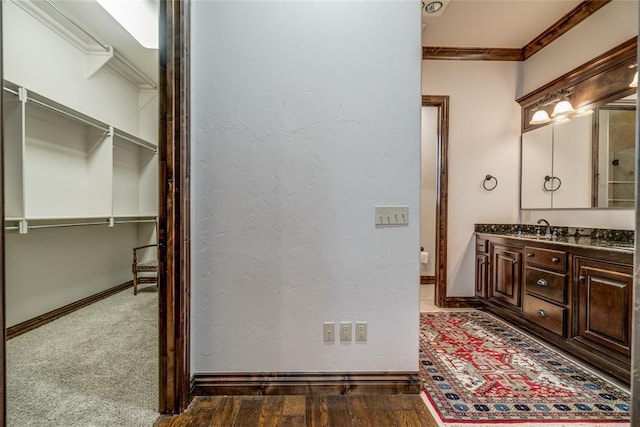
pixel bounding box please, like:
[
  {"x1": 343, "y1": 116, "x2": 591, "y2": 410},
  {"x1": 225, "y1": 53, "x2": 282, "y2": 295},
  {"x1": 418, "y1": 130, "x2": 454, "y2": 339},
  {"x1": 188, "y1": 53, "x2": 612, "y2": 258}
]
[
  {"x1": 44, "y1": 0, "x2": 110, "y2": 52},
  {"x1": 28, "y1": 221, "x2": 109, "y2": 230},
  {"x1": 4, "y1": 226, "x2": 19, "y2": 231},
  {"x1": 28, "y1": 97, "x2": 110, "y2": 133},
  {"x1": 3, "y1": 86, "x2": 19, "y2": 96},
  {"x1": 113, "y1": 52, "x2": 158, "y2": 90},
  {"x1": 114, "y1": 131, "x2": 157, "y2": 152},
  {"x1": 114, "y1": 219, "x2": 157, "y2": 224}
]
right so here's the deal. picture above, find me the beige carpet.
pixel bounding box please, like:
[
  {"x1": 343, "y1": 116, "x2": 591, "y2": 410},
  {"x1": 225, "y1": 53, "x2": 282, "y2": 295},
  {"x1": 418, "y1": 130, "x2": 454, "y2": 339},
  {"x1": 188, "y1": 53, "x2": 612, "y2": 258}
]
[{"x1": 6, "y1": 287, "x2": 159, "y2": 426}]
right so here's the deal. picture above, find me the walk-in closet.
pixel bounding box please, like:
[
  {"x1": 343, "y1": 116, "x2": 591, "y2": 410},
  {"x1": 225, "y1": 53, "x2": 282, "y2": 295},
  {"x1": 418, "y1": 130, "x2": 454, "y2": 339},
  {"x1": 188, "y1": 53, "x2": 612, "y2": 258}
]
[{"x1": 3, "y1": 0, "x2": 159, "y2": 424}]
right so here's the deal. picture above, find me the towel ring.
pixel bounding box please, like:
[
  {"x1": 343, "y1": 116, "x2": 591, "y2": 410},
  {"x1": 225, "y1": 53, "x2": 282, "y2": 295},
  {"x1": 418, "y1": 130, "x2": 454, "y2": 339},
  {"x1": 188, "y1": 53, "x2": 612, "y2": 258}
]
[
  {"x1": 543, "y1": 175, "x2": 562, "y2": 192},
  {"x1": 482, "y1": 174, "x2": 498, "y2": 191}
]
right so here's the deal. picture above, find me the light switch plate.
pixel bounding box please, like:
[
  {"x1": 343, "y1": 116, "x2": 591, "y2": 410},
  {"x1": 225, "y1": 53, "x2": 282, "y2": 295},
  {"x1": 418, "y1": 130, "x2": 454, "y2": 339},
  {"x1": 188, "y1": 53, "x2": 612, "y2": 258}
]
[
  {"x1": 323, "y1": 322, "x2": 335, "y2": 342},
  {"x1": 375, "y1": 206, "x2": 409, "y2": 225}
]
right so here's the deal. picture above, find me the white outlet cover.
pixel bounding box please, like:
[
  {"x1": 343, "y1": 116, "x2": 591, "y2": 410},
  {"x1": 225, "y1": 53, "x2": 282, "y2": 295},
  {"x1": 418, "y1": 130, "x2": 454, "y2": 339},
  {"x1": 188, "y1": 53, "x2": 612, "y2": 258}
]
[
  {"x1": 355, "y1": 321, "x2": 367, "y2": 341},
  {"x1": 340, "y1": 322, "x2": 352, "y2": 341}
]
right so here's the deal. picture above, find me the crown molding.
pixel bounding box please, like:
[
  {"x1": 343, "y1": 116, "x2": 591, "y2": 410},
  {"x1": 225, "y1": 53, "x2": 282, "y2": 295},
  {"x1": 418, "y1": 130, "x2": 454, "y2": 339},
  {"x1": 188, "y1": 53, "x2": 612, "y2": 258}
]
[{"x1": 423, "y1": 0, "x2": 612, "y2": 62}]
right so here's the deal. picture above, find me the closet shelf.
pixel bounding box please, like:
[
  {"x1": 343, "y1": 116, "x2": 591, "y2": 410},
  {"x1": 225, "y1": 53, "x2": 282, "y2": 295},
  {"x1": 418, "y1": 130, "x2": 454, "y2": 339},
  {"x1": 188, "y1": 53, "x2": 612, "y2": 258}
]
[{"x1": 4, "y1": 79, "x2": 158, "y2": 225}]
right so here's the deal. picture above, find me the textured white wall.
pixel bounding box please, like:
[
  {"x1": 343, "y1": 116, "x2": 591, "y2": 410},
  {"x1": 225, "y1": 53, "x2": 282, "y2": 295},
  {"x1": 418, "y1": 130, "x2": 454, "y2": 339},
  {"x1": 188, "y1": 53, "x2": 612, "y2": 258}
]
[
  {"x1": 422, "y1": 61, "x2": 522, "y2": 297},
  {"x1": 191, "y1": 1, "x2": 421, "y2": 373},
  {"x1": 420, "y1": 107, "x2": 437, "y2": 276},
  {"x1": 519, "y1": 0, "x2": 638, "y2": 230}
]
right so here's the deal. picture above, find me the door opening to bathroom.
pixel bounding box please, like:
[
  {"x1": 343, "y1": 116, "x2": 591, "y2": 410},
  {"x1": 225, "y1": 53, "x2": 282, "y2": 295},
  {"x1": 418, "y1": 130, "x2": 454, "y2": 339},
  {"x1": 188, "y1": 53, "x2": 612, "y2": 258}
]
[{"x1": 420, "y1": 96, "x2": 449, "y2": 309}]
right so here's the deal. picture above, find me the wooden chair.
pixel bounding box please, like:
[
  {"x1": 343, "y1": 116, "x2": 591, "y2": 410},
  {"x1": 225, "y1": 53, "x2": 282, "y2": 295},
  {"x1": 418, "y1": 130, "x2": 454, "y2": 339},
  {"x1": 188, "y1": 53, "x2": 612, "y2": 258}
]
[{"x1": 132, "y1": 244, "x2": 158, "y2": 295}]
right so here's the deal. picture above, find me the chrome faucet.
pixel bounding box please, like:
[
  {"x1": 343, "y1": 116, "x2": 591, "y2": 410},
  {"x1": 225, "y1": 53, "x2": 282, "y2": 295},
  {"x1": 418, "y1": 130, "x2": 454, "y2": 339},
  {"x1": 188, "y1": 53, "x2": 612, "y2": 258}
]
[{"x1": 537, "y1": 218, "x2": 552, "y2": 238}]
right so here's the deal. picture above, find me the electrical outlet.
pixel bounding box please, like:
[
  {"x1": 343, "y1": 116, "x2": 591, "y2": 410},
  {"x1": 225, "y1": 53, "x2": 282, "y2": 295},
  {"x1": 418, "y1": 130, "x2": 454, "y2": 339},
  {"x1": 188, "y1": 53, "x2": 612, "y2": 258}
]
[
  {"x1": 340, "y1": 322, "x2": 352, "y2": 341},
  {"x1": 323, "y1": 322, "x2": 335, "y2": 342},
  {"x1": 355, "y1": 322, "x2": 367, "y2": 342}
]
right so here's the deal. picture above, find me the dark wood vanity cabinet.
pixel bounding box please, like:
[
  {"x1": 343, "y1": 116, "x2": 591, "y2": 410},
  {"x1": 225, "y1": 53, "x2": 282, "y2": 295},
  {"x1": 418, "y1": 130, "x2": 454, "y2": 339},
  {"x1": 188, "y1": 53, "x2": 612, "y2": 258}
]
[
  {"x1": 475, "y1": 233, "x2": 633, "y2": 383},
  {"x1": 490, "y1": 245, "x2": 522, "y2": 309},
  {"x1": 574, "y1": 257, "x2": 632, "y2": 356},
  {"x1": 522, "y1": 246, "x2": 569, "y2": 337},
  {"x1": 475, "y1": 237, "x2": 489, "y2": 298}
]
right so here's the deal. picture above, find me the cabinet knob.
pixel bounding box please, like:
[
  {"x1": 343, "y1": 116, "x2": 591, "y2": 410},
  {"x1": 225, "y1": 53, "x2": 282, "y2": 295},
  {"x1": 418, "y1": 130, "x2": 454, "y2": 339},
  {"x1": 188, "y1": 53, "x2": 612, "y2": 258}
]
[
  {"x1": 536, "y1": 279, "x2": 548, "y2": 287},
  {"x1": 579, "y1": 275, "x2": 586, "y2": 282},
  {"x1": 537, "y1": 309, "x2": 548, "y2": 318},
  {"x1": 552, "y1": 257, "x2": 560, "y2": 263},
  {"x1": 511, "y1": 259, "x2": 517, "y2": 264},
  {"x1": 527, "y1": 253, "x2": 534, "y2": 257}
]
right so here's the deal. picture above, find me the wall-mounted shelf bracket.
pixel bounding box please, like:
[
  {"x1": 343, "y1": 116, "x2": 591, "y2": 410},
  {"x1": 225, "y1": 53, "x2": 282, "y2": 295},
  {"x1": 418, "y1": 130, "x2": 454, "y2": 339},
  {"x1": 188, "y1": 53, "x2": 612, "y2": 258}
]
[
  {"x1": 86, "y1": 46, "x2": 114, "y2": 79},
  {"x1": 18, "y1": 220, "x2": 28, "y2": 235},
  {"x1": 18, "y1": 86, "x2": 27, "y2": 103},
  {"x1": 108, "y1": 217, "x2": 115, "y2": 228}
]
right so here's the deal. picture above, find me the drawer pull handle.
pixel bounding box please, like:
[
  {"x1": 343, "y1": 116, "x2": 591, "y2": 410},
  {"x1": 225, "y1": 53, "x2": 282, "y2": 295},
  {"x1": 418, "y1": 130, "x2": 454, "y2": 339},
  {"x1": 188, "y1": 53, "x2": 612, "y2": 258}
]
[
  {"x1": 527, "y1": 253, "x2": 534, "y2": 257},
  {"x1": 537, "y1": 309, "x2": 548, "y2": 318},
  {"x1": 551, "y1": 257, "x2": 560, "y2": 263},
  {"x1": 536, "y1": 279, "x2": 548, "y2": 287}
]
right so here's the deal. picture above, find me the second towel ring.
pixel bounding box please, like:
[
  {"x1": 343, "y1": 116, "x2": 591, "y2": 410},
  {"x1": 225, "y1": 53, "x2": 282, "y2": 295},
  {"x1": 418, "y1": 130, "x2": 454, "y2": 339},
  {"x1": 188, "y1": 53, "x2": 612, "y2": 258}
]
[
  {"x1": 543, "y1": 175, "x2": 562, "y2": 192},
  {"x1": 482, "y1": 174, "x2": 498, "y2": 191}
]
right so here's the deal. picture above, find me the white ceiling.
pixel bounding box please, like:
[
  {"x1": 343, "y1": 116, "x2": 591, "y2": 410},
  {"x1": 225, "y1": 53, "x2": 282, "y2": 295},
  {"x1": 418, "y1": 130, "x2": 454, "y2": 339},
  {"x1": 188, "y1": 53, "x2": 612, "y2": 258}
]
[{"x1": 422, "y1": 0, "x2": 583, "y2": 48}]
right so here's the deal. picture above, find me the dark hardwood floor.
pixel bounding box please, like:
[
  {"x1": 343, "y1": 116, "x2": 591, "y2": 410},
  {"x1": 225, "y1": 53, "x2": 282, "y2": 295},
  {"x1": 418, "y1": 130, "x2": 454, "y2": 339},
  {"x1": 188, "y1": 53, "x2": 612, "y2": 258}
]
[{"x1": 155, "y1": 394, "x2": 438, "y2": 426}]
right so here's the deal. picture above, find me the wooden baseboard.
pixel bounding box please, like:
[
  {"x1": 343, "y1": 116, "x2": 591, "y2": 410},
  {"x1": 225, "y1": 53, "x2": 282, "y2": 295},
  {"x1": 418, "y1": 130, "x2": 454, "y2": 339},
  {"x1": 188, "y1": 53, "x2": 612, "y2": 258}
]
[
  {"x1": 420, "y1": 275, "x2": 435, "y2": 285},
  {"x1": 445, "y1": 296, "x2": 481, "y2": 309},
  {"x1": 7, "y1": 280, "x2": 133, "y2": 340},
  {"x1": 190, "y1": 371, "x2": 420, "y2": 397}
]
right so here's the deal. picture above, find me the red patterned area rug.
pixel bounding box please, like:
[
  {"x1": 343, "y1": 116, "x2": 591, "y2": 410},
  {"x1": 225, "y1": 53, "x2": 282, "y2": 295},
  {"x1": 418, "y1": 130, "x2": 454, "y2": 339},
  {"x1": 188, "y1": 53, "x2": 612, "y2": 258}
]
[{"x1": 419, "y1": 311, "x2": 630, "y2": 427}]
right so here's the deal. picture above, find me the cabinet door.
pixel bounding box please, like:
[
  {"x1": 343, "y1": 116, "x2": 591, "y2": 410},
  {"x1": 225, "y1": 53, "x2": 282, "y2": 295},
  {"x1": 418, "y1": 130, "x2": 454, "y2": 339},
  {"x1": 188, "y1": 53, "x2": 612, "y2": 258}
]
[
  {"x1": 552, "y1": 115, "x2": 592, "y2": 208},
  {"x1": 576, "y1": 258, "x2": 632, "y2": 355},
  {"x1": 490, "y1": 245, "x2": 522, "y2": 309},
  {"x1": 475, "y1": 253, "x2": 489, "y2": 299},
  {"x1": 521, "y1": 125, "x2": 552, "y2": 209}
]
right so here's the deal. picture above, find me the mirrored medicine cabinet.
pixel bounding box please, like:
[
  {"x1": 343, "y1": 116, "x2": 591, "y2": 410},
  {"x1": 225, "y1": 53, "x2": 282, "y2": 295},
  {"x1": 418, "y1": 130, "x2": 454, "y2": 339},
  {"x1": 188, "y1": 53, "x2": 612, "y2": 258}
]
[{"x1": 517, "y1": 38, "x2": 637, "y2": 210}]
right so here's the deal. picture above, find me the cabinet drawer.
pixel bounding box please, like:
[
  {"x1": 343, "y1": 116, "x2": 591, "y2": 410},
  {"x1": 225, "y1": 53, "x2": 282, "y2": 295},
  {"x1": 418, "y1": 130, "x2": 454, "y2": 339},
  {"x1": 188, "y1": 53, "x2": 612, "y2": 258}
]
[
  {"x1": 476, "y1": 237, "x2": 488, "y2": 253},
  {"x1": 524, "y1": 267, "x2": 567, "y2": 304},
  {"x1": 523, "y1": 295, "x2": 566, "y2": 337},
  {"x1": 524, "y1": 246, "x2": 567, "y2": 272}
]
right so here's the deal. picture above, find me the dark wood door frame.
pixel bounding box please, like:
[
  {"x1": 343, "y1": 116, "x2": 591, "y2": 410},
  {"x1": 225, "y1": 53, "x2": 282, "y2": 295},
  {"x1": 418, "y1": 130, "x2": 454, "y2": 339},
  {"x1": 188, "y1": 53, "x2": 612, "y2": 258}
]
[
  {"x1": 0, "y1": 2, "x2": 6, "y2": 424},
  {"x1": 158, "y1": 0, "x2": 191, "y2": 414},
  {"x1": 421, "y1": 96, "x2": 449, "y2": 308}
]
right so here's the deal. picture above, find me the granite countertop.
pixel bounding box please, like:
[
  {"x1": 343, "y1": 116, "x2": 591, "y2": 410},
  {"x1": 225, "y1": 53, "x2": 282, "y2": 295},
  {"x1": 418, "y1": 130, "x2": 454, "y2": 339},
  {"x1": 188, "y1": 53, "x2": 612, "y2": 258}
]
[{"x1": 475, "y1": 224, "x2": 634, "y2": 254}]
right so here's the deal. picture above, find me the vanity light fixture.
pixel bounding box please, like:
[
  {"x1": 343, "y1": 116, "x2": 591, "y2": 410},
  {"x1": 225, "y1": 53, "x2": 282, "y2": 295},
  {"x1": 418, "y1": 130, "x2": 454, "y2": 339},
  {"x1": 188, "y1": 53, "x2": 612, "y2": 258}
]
[
  {"x1": 551, "y1": 96, "x2": 575, "y2": 118},
  {"x1": 630, "y1": 71, "x2": 638, "y2": 88},
  {"x1": 529, "y1": 109, "x2": 551, "y2": 125}
]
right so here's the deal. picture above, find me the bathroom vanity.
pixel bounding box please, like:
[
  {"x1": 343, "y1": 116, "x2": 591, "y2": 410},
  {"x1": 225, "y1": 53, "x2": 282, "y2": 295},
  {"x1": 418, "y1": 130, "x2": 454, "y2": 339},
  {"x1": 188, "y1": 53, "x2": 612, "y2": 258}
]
[{"x1": 475, "y1": 226, "x2": 633, "y2": 383}]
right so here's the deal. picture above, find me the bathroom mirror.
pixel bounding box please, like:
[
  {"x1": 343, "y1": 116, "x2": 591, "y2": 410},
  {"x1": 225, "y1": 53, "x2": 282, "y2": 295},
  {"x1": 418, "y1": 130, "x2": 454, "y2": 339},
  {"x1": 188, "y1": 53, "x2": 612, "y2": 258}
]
[
  {"x1": 593, "y1": 95, "x2": 636, "y2": 208},
  {"x1": 518, "y1": 38, "x2": 637, "y2": 210},
  {"x1": 521, "y1": 93, "x2": 636, "y2": 209}
]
